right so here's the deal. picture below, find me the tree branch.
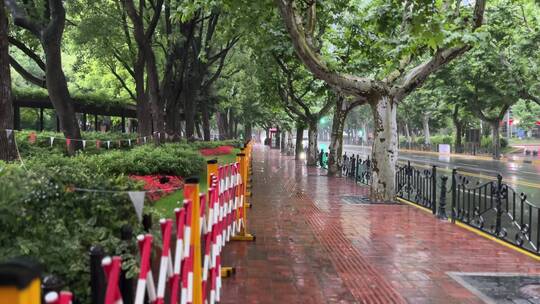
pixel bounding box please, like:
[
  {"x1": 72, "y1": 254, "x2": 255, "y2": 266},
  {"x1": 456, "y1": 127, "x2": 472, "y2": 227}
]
[
  {"x1": 44, "y1": 0, "x2": 66, "y2": 43},
  {"x1": 4, "y1": 0, "x2": 41, "y2": 37},
  {"x1": 395, "y1": 0, "x2": 486, "y2": 100},
  {"x1": 278, "y1": 84, "x2": 306, "y2": 119},
  {"x1": 8, "y1": 36, "x2": 46, "y2": 70},
  {"x1": 207, "y1": 36, "x2": 239, "y2": 65},
  {"x1": 274, "y1": 56, "x2": 314, "y2": 117},
  {"x1": 9, "y1": 56, "x2": 46, "y2": 88},
  {"x1": 145, "y1": 0, "x2": 164, "y2": 40},
  {"x1": 107, "y1": 63, "x2": 137, "y2": 101},
  {"x1": 274, "y1": 0, "x2": 384, "y2": 97}
]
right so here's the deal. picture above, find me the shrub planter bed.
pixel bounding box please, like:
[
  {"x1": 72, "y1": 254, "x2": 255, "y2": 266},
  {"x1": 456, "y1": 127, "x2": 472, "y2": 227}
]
[
  {"x1": 129, "y1": 175, "x2": 184, "y2": 201},
  {"x1": 199, "y1": 145, "x2": 234, "y2": 156}
]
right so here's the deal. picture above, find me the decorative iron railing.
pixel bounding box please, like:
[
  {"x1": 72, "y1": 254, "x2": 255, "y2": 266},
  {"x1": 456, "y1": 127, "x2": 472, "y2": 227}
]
[
  {"x1": 319, "y1": 153, "x2": 540, "y2": 256},
  {"x1": 396, "y1": 161, "x2": 437, "y2": 214},
  {"x1": 451, "y1": 171, "x2": 540, "y2": 254}
]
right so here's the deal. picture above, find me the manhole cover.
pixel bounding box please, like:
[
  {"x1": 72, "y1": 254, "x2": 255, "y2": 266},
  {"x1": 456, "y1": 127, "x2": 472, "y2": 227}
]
[
  {"x1": 449, "y1": 272, "x2": 540, "y2": 303},
  {"x1": 340, "y1": 195, "x2": 399, "y2": 205}
]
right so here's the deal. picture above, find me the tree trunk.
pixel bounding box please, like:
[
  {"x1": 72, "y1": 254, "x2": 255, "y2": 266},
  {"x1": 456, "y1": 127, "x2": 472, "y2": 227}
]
[
  {"x1": 216, "y1": 111, "x2": 228, "y2": 140},
  {"x1": 404, "y1": 123, "x2": 411, "y2": 146},
  {"x1": 196, "y1": 122, "x2": 203, "y2": 139},
  {"x1": 227, "y1": 111, "x2": 234, "y2": 139},
  {"x1": 165, "y1": 100, "x2": 182, "y2": 140},
  {"x1": 244, "y1": 122, "x2": 252, "y2": 141},
  {"x1": 233, "y1": 120, "x2": 238, "y2": 139},
  {"x1": 145, "y1": 50, "x2": 165, "y2": 140},
  {"x1": 280, "y1": 131, "x2": 286, "y2": 152},
  {"x1": 184, "y1": 90, "x2": 196, "y2": 139},
  {"x1": 135, "y1": 59, "x2": 152, "y2": 136},
  {"x1": 202, "y1": 100, "x2": 211, "y2": 141},
  {"x1": 307, "y1": 119, "x2": 318, "y2": 166},
  {"x1": 0, "y1": 1, "x2": 15, "y2": 161},
  {"x1": 455, "y1": 122, "x2": 463, "y2": 153},
  {"x1": 42, "y1": 35, "x2": 82, "y2": 153},
  {"x1": 286, "y1": 132, "x2": 293, "y2": 155},
  {"x1": 295, "y1": 123, "x2": 304, "y2": 160},
  {"x1": 423, "y1": 114, "x2": 430, "y2": 145},
  {"x1": 328, "y1": 97, "x2": 347, "y2": 177},
  {"x1": 370, "y1": 96, "x2": 398, "y2": 201},
  {"x1": 492, "y1": 121, "x2": 501, "y2": 159}
]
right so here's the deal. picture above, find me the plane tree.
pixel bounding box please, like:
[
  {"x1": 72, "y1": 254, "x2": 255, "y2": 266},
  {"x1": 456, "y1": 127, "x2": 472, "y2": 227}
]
[
  {"x1": 275, "y1": 0, "x2": 486, "y2": 200},
  {"x1": 275, "y1": 56, "x2": 334, "y2": 166}
]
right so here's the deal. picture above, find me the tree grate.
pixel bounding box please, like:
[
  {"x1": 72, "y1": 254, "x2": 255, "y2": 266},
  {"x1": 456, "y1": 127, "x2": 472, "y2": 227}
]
[
  {"x1": 448, "y1": 272, "x2": 540, "y2": 303},
  {"x1": 340, "y1": 195, "x2": 400, "y2": 205}
]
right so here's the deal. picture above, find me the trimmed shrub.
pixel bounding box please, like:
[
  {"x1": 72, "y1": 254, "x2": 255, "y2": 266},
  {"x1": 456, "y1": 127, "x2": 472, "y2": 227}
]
[{"x1": 0, "y1": 162, "x2": 142, "y2": 303}]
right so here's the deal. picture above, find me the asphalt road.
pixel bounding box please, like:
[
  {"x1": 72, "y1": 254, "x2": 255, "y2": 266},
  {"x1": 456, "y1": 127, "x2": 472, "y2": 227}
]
[{"x1": 318, "y1": 141, "x2": 540, "y2": 203}]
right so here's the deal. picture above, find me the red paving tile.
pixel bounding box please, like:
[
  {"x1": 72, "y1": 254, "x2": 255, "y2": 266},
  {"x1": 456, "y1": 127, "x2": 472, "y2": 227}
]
[{"x1": 221, "y1": 146, "x2": 540, "y2": 303}]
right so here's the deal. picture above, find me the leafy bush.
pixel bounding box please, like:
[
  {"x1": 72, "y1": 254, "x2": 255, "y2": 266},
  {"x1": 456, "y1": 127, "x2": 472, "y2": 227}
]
[
  {"x1": 0, "y1": 162, "x2": 142, "y2": 303},
  {"x1": 412, "y1": 135, "x2": 453, "y2": 145},
  {"x1": 15, "y1": 130, "x2": 139, "y2": 157},
  {"x1": 481, "y1": 136, "x2": 508, "y2": 149},
  {"x1": 189, "y1": 139, "x2": 244, "y2": 149},
  {"x1": 21, "y1": 143, "x2": 206, "y2": 178},
  {"x1": 93, "y1": 144, "x2": 205, "y2": 177},
  {"x1": 2, "y1": 133, "x2": 233, "y2": 301}
]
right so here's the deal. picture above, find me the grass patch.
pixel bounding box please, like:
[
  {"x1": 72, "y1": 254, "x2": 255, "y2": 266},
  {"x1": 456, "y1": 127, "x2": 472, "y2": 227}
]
[{"x1": 152, "y1": 149, "x2": 240, "y2": 217}]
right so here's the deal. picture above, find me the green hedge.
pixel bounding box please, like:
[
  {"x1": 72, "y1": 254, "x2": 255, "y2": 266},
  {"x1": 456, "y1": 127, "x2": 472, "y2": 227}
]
[
  {"x1": 0, "y1": 162, "x2": 142, "y2": 303},
  {"x1": 88, "y1": 144, "x2": 205, "y2": 177},
  {"x1": 400, "y1": 134, "x2": 508, "y2": 149},
  {"x1": 1, "y1": 133, "x2": 238, "y2": 301}
]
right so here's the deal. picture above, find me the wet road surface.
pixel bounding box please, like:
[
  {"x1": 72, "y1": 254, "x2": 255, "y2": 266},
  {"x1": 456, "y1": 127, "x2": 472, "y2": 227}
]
[{"x1": 319, "y1": 142, "x2": 540, "y2": 203}]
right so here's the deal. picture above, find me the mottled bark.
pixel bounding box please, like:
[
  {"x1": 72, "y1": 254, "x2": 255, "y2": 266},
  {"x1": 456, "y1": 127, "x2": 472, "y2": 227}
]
[
  {"x1": 404, "y1": 123, "x2": 411, "y2": 145},
  {"x1": 0, "y1": 0, "x2": 15, "y2": 161},
  {"x1": 370, "y1": 96, "x2": 398, "y2": 201},
  {"x1": 423, "y1": 114, "x2": 430, "y2": 144},
  {"x1": 328, "y1": 97, "x2": 346, "y2": 177},
  {"x1": 307, "y1": 120, "x2": 318, "y2": 166}
]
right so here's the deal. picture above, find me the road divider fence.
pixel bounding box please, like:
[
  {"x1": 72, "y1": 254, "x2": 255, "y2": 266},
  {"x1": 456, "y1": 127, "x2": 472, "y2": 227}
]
[{"x1": 337, "y1": 153, "x2": 540, "y2": 257}]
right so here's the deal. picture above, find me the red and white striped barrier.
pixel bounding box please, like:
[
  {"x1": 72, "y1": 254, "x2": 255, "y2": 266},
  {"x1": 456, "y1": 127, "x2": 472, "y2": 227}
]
[
  {"x1": 44, "y1": 291, "x2": 73, "y2": 304},
  {"x1": 135, "y1": 234, "x2": 156, "y2": 304},
  {"x1": 102, "y1": 256, "x2": 123, "y2": 304},
  {"x1": 156, "y1": 219, "x2": 173, "y2": 304},
  {"x1": 170, "y1": 207, "x2": 186, "y2": 304},
  {"x1": 87, "y1": 155, "x2": 253, "y2": 304}
]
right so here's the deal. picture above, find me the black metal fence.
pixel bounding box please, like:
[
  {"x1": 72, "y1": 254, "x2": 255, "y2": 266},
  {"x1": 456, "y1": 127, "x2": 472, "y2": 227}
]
[
  {"x1": 396, "y1": 162, "x2": 437, "y2": 214},
  {"x1": 337, "y1": 154, "x2": 540, "y2": 256}
]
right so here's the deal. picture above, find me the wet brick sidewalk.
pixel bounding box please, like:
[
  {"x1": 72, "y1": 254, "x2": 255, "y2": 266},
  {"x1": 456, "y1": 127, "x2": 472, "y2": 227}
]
[{"x1": 221, "y1": 146, "x2": 540, "y2": 304}]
